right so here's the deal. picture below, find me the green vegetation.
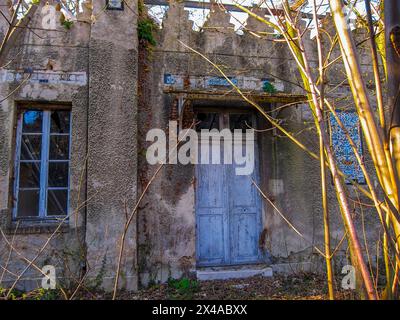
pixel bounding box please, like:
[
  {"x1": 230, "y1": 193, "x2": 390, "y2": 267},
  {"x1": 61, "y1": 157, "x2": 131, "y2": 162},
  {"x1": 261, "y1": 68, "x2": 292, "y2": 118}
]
[
  {"x1": 0, "y1": 286, "x2": 59, "y2": 300},
  {"x1": 167, "y1": 277, "x2": 199, "y2": 299},
  {"x1": 61, "y1": 20, "x2": 74, "y2": 30},
  {"x1": 138, "y1": 19, "x2": 157, "y2": 46},
  {"x1": 263, "y1": 81, "x2": 277, "y2": 94}
]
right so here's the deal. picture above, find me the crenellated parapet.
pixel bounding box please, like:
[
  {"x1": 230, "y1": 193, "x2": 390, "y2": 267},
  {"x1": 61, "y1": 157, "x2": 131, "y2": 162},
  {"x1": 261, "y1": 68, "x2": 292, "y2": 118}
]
[
  {"x1": 77, "y1": 0, "x2": 93, "y2": 24},
  {"x1": 161, "y1": 0, "x2": 194, "y2": 51},
  {"x1": 201, "y1": 2, "x2": 236, "y2": 53},
  {"x1": 244, "y1": 7, "x2": 274, "y2": 36},
  {"x1": 202, "y1": 1, "x2": 235, "y2": 34}
]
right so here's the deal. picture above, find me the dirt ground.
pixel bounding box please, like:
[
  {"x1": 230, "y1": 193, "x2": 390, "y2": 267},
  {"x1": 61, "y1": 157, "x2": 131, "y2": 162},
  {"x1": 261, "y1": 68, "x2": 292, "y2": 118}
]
[
  {"x1": 0, "y1": 272, "x2": 359, "y2": 300},
  {"x1": 122, "y1": 273, "x2": 354, "y2": 300}
]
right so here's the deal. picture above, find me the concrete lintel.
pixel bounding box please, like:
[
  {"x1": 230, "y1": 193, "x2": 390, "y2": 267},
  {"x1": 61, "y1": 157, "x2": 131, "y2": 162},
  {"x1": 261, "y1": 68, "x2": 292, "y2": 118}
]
[{"x1": 163, "y1": 89, "x2": 307, "y2": 104}]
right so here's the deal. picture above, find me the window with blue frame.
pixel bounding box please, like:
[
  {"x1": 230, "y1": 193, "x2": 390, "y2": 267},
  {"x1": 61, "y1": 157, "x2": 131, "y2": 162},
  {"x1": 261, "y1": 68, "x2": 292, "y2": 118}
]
[{"x1": 13, "y1": 109, "x2": 71, "y2": 219}]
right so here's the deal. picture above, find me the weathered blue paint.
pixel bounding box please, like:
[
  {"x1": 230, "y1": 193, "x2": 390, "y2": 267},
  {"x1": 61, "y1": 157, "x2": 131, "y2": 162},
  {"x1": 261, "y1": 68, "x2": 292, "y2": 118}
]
[
  {"x1": 164, "y1": 73, "x2": 176, "y2": 85},
  {"x1": 207, "y1": 76, "x2": 238, "y2": 87},
  {"x1": 330, "y1": 111, "x2": 365, "y2": 184},
  {"x1": 196, "y1": 142, "x2": 262, "y2": 266}
]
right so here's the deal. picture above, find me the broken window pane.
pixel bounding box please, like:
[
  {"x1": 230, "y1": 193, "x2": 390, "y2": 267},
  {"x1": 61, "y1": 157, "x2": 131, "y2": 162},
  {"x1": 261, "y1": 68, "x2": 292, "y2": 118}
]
[
  {"x1": 22, "y1": 110, "x2": 42, "y2": 133},
  {"x1": 48, "y1": 162, "x2": 69, "y2": 187},
  {"x1": 19, "y1": 162, "x2": 41, "y2": 188},
  {"x1": 50, "y1": 111, "x2": 71, "y2": 133},
  {"x1": 47, "y1": 189, "x2": 68, "y2": 216},
  {"x1": 196, "y1": 113, "x2": 220, "y2": 131},
  {"x1": 229, "y1": 114, "x2": 253, "y2": 132},
  {"x1": 20, "y1": 135, "x2": 42, "y2": 160},
  {"x1": 49, "y1": 135, "x2": 70, "y2": 160},
  {"x1": 17, "y1": 190, "x2": 40, "y2": 217}
]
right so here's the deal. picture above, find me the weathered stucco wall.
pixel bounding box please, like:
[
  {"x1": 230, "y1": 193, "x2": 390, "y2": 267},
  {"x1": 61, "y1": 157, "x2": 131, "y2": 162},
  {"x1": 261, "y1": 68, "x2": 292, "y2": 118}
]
[
  {"x1": 86, "y1": 0, "x2": 139, "y2": 291},
  {"x1": 137, "y1": 2, "x2": 382, "y2": 285},
  {"x1": 0, "y1": 1, "x2": 90, "y2": 290},
  {"x1": 0, "y1": 0, "x2": 138, "y2": 291}
]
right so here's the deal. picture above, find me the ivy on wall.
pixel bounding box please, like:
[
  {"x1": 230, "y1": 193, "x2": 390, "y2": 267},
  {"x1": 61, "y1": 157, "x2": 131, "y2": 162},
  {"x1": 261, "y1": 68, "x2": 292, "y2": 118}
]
[
  {"x1": 138, "y1": 19, "x2": 157, "y2": 46},
  {"x1": 138, "y1": 0, "x2": 157, "y2": 47}
]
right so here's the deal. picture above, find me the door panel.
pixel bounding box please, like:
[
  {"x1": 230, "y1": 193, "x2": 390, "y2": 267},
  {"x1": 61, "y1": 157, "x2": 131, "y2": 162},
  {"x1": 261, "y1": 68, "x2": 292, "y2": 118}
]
[
  {"x1": 229, "y1": 143, "x2": 261, "y2": 264},
  {"x1": 231, "y1": 213, "x2": 259, "y2": 263},
  {"x1": 196, "y1": 112, "x2": 262, "y2": 267},
  {"x1": 197, "y1": 214, "x2": 225, "y2": 264},
  {"x1": 230, "y1": 173, "x2": 257, "y2": 208},
  {"x1": 197, "y1": 163, "x2": 225, "y2": 207},
  {"x1": 196, "y1": 151, "x2": 229, "y2": 266}
]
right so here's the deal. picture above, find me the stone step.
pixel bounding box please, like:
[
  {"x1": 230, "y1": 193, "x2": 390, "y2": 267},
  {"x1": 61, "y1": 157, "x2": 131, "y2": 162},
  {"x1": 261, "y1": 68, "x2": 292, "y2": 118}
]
[{"x1": 196, "y1": 267, "x2": 273, "y2": 281}]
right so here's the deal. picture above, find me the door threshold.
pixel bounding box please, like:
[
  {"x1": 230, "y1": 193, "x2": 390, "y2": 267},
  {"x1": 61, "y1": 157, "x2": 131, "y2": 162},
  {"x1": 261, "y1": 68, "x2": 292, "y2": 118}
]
[{"x1": 196, "y1": 265, "x2": 273, "y2": 281}]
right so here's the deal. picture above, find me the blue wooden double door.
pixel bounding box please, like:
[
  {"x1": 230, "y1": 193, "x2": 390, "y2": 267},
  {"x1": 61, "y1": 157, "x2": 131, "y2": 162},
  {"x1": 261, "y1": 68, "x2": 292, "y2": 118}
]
[{"x1": 195, "y1": 111, "x2": 262, "y2": 267}]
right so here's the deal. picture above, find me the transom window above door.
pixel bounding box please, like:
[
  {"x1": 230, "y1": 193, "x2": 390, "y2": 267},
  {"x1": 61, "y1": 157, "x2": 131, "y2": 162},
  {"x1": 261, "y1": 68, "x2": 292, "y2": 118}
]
[
  {"x1": 195, "y1": 110, "x2": 255, "y2": 132},
  {"x1": 13, "y1": 109, "x2": 71, "y2": 220}
]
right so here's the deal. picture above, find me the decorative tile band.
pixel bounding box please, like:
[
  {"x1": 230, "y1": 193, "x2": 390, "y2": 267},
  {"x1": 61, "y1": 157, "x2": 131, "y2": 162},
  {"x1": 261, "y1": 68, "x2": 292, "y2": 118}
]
[
  {"x1": 1, "y1": 70, "x2": 87, "y2": 86},
  {"x1": 163, "y1": 73, "x2": 284, "y2": 92}
]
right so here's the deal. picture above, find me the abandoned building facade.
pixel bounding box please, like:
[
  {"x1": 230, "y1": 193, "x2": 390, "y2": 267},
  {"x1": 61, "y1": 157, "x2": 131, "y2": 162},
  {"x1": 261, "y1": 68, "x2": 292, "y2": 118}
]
[{"x1": 0, "y1": 0, "x2": 381, "y2": 291}]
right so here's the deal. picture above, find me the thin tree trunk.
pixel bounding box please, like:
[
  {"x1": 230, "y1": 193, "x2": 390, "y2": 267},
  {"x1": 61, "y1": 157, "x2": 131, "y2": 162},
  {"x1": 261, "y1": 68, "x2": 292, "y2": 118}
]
[
  {"x1": 312, "y1": 0, "x2": 334, "y2": 300},
  {"x1": 365, "y1": 0, "x2": 394, "y2": 297},
  {"x1": 365, "y1": 0, "x2": 385, "y2": 130},
  {"x1": 385, "y1": 0, "x2": 400, "y2": 298}
]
